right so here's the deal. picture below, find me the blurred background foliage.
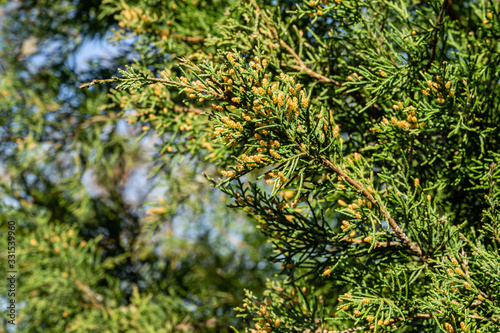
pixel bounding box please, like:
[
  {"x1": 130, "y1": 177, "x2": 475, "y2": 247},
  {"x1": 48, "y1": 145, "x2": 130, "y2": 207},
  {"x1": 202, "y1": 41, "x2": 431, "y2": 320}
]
[{"x1": 0, "y1": 0, "x2": 276, "y2": 332}]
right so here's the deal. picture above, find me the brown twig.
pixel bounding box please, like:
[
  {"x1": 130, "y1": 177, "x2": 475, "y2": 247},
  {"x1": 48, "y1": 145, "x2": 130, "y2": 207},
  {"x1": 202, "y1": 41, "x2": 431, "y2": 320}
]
[
  {"x1": 74, "y1": 278, "x2": 105, "y2": 310},
  {"x1": 80, "y1": 115, "x2": 114, "y2": 128},
  {"x1": 79, "y1": 78, "x2": 117, "y2": 89},
  {"x1": 285, "y1": 63, "x2": 341, "y2": 85},
  {"x1": 375, "y1": 241, "x2": 402, "y2": 248},
  {"x1": 171, "y1": 34, "x2": 204, "y2": 43},
  {"x1": 318, "y1": 156, "x2": 426, "y2": 261},
  {"x1": 252, "y1": 1, "x2": 340, "y2": 86},
  {"x1": 425, "y1": 0, "x2": 449, "y2": 70},
  {"x1": 302, "y1": 327, "x2": 364, "y2": 333}
]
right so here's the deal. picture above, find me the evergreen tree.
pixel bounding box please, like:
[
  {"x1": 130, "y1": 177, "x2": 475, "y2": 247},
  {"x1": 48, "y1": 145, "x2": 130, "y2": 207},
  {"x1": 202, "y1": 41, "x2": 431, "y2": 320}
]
[{"x1": 87, "y1": 0, "x2": 500, "y2": 331}]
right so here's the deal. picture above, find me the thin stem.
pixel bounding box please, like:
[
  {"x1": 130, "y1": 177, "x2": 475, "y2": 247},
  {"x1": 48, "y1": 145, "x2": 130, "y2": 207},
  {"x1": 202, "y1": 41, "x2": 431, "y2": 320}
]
[
  {"x1": 171, "y1": 34, "x2": 204, "y2": 43},
  {"x1": 425, "y1": 0, "x2": 449, "y2": 70},
  {"x1": 80, "y1": 75, "x2": 225, "y2": 99},
  {"x1": 301, "y1": 327, "x2": 364, "y2": 333},
  {"x1": 375, "y1": 241, "x2": 402, "y2": 248},
  {"x1": 253, "y1": 0, "x2": 340, "y2": 86},
  {"x1": 318, "y1": 155, "x2": 426, "y2": 261}
]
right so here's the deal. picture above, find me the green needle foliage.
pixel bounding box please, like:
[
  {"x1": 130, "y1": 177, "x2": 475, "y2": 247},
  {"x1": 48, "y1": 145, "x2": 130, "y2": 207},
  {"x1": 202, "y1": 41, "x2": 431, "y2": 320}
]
[{"x1": 87, "y1": 0, "x2": 500, "y2": 331}]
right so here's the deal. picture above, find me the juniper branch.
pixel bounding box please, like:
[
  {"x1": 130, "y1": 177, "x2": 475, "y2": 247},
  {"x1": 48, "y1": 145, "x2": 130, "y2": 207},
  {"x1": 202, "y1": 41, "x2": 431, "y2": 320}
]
[
  {"x1": 171, "y1": 34, "x2": 204, "y2": 43},
  {"x1": 302, "y1": 326, "x2": 364, "y2": 333},
  {"x1": 425, "y1": 0, "x2": 449, "y2": 70},
  {"x1": 252, "y1": 0, "x2": 340, "y2": 85},
  {"x1": 318, "y1": 155, "x2": 427, "y2": 261},
  {"x1": 80, "y1": 75, "x2": 224, "y2": 99}
]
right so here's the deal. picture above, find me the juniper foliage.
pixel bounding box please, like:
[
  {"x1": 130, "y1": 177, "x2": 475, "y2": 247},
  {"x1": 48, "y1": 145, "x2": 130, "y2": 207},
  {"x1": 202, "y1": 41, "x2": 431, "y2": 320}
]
[{"x1": 90, "y1": 0, "x2": 500, "y2": 331}]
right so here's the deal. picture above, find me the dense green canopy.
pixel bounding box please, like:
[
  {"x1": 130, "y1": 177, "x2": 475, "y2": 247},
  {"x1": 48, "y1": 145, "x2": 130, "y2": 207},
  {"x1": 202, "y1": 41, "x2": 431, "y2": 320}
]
[{"x1": 1, "y1": 0, "x2": 499, "y2": 332}]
